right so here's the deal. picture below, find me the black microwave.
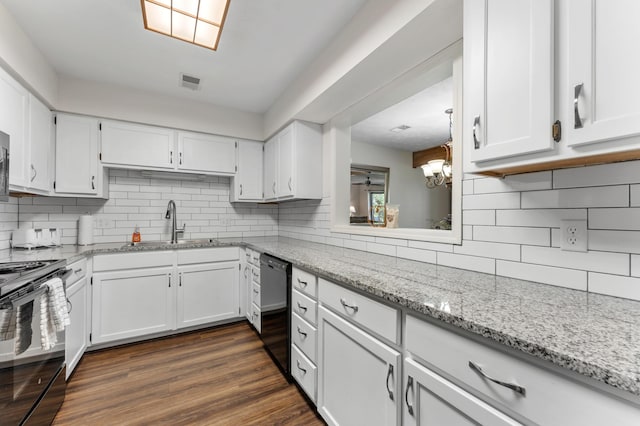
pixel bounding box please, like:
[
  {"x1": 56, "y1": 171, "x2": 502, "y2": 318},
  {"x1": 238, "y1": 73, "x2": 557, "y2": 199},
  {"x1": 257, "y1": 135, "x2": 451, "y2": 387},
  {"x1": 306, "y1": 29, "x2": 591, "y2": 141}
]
[{"x1": 0, "y1": 131, "x2": 9, "y2": 201}]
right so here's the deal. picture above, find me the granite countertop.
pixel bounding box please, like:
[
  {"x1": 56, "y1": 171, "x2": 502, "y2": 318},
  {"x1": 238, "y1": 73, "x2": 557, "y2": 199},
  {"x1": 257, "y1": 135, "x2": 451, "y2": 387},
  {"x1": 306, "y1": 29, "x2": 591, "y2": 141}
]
[{"x1": 3, "y1": 237, "x2": 639, "y2": 398}]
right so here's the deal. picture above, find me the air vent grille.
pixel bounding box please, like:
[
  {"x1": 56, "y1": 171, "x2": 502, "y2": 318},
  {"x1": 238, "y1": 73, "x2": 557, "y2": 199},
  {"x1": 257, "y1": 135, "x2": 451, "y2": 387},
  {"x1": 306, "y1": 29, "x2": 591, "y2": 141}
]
[{"x1": 180, "y1": 73, "x2": 201, "y2": 91}]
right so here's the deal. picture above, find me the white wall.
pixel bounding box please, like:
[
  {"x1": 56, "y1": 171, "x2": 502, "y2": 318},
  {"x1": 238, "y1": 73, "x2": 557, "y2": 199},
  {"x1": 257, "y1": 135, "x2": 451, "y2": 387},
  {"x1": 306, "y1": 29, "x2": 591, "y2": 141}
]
[
  {"x1": 15, "y1": 169, "x2": 278, "y2": 245},
  {"x1": 0, "y1": 2, "x2": 57, "y2": 106},
  {"x1": 57, "y1": 76, "x2": 264, "y2": 141},
  {"x1": 351, "y1": 139, "x2": 450, "y2": 228}
]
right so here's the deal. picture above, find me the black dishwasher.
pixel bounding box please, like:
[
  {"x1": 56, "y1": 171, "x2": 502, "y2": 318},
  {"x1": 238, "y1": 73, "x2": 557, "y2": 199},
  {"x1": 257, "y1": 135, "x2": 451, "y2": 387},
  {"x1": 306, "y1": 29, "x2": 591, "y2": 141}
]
[{"x1": 259, "y1": 254, "x2": 291, "y2": 378}]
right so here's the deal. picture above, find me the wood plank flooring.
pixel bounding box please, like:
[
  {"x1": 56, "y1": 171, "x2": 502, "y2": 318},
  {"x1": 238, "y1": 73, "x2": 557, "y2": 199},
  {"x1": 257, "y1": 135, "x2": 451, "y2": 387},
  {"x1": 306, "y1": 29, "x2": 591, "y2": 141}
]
[{"x1": 53, "y1": 322, "x2": 325, "y2": 425}]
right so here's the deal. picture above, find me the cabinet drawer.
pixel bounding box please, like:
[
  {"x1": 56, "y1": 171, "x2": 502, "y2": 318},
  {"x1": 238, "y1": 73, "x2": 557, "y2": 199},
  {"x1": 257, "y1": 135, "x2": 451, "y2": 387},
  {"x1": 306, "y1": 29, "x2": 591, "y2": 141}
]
[
  {"x1": 251, "y1": 250, "x2": 261, "y2": 265},
  {"x1": 244, "y1": 249, "x2": 253, "y2": 265},
  {"x1": 292, "y1": 289, "x2": 317, "y2": 325},
  {"x1": 93, "y1": 251, "x2": 173, "y2": 271},
  {"x1": 251, "y1": 282, "x2": 261, "y2": 307},
  {"x1": 319, "y1": 278, "x2": 398, "y2": 344},
  {"x1": 177, "y1": 247, "x2": 239, "y2": 264},
  {"x1": 66, "y1": 258, "x2": 87, "y2": 285},
  {"x1": 405, "y1": 315, "x2": 640, "y2": 426},
  {"x1": 292, "y1": 267, "x2": 317, "y2": 298},
  {"x1": 291, "y1": 312, "x2": 317, "y2": 363},
  {"x1": 291, "y1": 344, "x2": 317, "y2": 403},
  {"x1": 250, "y1": 303, "x2": 261, "y2": 334},
  {"x1": 250, "y1": 265, "x2": 260, "y2": 284}
]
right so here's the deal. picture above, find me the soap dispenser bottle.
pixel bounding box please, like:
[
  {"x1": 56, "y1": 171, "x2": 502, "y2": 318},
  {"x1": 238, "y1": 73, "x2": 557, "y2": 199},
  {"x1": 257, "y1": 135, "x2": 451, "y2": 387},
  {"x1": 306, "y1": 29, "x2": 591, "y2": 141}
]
[{"x1": 132, "y1": 225, "x2": 141, "y2": 243}]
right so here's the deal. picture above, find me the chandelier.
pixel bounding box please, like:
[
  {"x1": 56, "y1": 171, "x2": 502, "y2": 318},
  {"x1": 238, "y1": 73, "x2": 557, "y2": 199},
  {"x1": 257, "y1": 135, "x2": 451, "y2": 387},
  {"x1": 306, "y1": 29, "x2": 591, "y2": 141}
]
[{"x1": 421, "y1": 108, "x2": 453, "y2": 188}]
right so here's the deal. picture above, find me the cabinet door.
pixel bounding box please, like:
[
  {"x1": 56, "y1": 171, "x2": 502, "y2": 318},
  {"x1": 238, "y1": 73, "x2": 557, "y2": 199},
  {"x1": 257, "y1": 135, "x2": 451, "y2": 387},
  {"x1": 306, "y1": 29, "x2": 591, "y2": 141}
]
[
  {"x1": 263, "y1": 137, "x2": 277, "y2": 200},
  {"x1": 464, "y1": 0, "x2": 554, "y2": 163},
  {"x1": 0, "y1": 67, "x2": 29, "y2": 188},
  {"x1": 233, "y1": 140, "x2": 263, "y2": 201},
  {"x1": 317, "y1": 306, "x2": 400, "y2": 426},
  {"x1": 92, "y1": 267, "x2": 174, "y2": 344},
  {"x1": 566, "y1": 0, "x2": 640, "y2": 146},
  {"x1": 28, "y1": 94, "x2": 52, "y2": 193},
  {"x1": 55, "y1": 114, "x2": 99, "y2": 195},
  {"x1": 65, "y1": 277, "x2": 88, "y2": 379},
  {"x1": 277, "y1": 125, "x2": 294, "y2": 198},
  {"x1": 404, "y1": 358, "x2": 520, "y2": 426},
  {"x1": 176, "y1": 261, "x2": 239, "y2": 329},
  {"x1": 177, "y1": 132, "x2": 236, "y2": 174},
  {"x1": 101, "y1": 120, "x2": 175, "y2": 169}
]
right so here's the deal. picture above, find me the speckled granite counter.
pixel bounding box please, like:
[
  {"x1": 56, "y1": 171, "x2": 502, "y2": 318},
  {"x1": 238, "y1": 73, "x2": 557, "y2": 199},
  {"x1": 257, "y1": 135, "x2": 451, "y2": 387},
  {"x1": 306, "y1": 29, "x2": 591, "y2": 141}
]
[{"x1": 2, "y1": 237, "x2": 639, "y2": 399}]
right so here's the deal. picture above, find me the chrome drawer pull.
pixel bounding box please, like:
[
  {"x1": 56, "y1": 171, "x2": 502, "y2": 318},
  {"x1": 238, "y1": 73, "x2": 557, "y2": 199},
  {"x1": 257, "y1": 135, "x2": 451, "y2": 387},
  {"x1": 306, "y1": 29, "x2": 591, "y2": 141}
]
[
  {"x1": 574, "y1": 83, "x2": 584, "y2": 129},
  {"x1": 472, "y1": 115, "x2": 481, "y2": 149},
  {"x1": 297, "y1": 278, "x2": 308, "y2": 287},
  {"x1": 386, "y1": 364, "x2": 394, "y2": 401},
  {"x1": 468, "y1": 361, "x2": 526, "y2": 396},
  {"x1": 66, "y1": 298, "x2": 72, "y2": 314},
  {"x1": 253, "y1": 289, "x2": 259, "y2": 294},
  {"x1": 340, "y1": 298, "x2": 359, "y2": 313},
  {"x1": 297, "y1": 326, "x2": 307, "y2": 338},
  {"x1": 74, "y1": 268, "x2": 83, "y2": 274},
  {"x1": 296, "y1": 302, "x2": 308, "y2": 312},
  {"x1": 405, "y1": 376, "x2": 414, "y2": 416},
  {"x1": 297, "y1": 360, "x2": 307, "y2": 374}
]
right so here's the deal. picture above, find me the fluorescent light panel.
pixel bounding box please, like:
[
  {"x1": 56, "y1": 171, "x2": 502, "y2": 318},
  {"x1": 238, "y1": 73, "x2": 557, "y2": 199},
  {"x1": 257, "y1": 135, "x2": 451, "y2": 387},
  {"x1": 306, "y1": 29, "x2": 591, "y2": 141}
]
[{"x1": 141, "y1": 0, "x2": 229, "y2": 50}]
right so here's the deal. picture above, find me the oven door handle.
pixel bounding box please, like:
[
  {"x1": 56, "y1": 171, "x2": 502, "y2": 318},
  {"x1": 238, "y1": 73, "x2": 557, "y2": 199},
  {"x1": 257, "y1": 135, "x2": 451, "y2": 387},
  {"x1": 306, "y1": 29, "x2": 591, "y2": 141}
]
[
  {"x1": 61, "y1": 269, "x2": 73, "y2": 282},
  {"x1": 11, "y1": 285, "x2": 49, "y2": 308}
]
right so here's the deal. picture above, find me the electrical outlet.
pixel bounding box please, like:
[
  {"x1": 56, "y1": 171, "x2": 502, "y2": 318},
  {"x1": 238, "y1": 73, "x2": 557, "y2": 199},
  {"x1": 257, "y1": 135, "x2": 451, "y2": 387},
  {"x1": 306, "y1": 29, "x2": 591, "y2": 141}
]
[{"x1": 560, "y1": 219, "x2": 588, "y2": 252}]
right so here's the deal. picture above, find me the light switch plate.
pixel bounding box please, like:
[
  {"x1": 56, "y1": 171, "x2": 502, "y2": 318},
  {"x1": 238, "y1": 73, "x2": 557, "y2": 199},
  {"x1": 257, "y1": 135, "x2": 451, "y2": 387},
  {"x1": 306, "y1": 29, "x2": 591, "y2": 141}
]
[{"x1": 560, "y1": 219, "x2": 588, "y2": 252}]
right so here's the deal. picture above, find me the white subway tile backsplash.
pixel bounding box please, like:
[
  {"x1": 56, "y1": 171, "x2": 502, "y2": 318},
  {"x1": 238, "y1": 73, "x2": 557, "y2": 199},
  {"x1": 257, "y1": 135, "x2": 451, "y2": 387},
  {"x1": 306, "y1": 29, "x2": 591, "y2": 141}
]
[
  {"x1": 496, "y1": 209, "x2": 587, "y2": 227},
  {"x1": 397, "y1": 246, "x2": 437, "y2": 263},
  {"x1": 343, "y1": 239, "x2": 367, "y2": 251},
  {"x1": 521, "y1": 186, "x2": 628, "y2": 209},
  {"x1": 589, "y1": 273, "x2": 640, "y2": 301},
  {"x1": 553, "y1": 160, "x2": 640, "y2": 188},
  {"x1": 589, "y1": 208, "x2": 640, "y2": 230},
  {"x1": 521, "y1": 246, "x2": 629, "y2": 275},
  {"x1": 437, "y1": 252, "x2": 495, "y2": 274},
  {"x1": 454, "y1": 240, "x2": 520, "y2": 261},
  {"x1": 463, "y1": 192, "x2": 520, "y2": 210},
  {"x1": 375, "y1": 237, "x2": 408, "y2": 247},
  {"x1": 497, "y1": 261, "x2": 587, "y2": 290},
  {"x1": 473, "y1": 171, "x2": 552, "y2": 194},
  {"x1": 632, "y1": 255, "x2": 640, "y2": 277},
  {"x1": 366, "y1": 242, "x2": 397, "y2": 256},
  {"x1": 408, "y1": 240, "x2": 454, "y2": 253},
  {"x1": 589, "y1": 230, "x2": 640, "y2": 254},
  {"x1": 473, "y1": 226, "x2": 550, "y2": 246},
  {"x1": 462, "y1": 179, "x2": 474, "y2": 195},
  {"x1": 463, "y1": 210, "x2": 495, "y2": 225}
]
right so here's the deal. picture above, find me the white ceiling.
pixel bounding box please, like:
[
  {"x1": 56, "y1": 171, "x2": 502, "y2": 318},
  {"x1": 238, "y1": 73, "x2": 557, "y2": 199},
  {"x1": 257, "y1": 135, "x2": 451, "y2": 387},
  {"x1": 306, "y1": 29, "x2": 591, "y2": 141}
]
[
  {"x1": 0, "y1": 0, "x2": 367, "y2": 114},
  {"x1": 351, "y1": 76, "x2": 453, "y2": 152}
]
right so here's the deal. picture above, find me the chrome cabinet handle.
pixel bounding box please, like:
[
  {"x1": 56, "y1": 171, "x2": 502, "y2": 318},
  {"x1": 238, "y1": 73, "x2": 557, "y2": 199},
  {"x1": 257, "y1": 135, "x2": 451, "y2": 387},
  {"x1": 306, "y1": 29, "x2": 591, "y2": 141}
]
[
  {"x1": 253, "y1": 289, "x2": 259, "y2": 294},
  {"x1": 297, "y1": 360, "x2": 307, "y2": 374},
  {"x1": 30, "y1": 164, "x2": 36, "y2": 182},
  {"x1": 66, "y1": 298, "x2": 72, "y2": 314},
  {"x1": 288, "y1": 177, "x2": 292, "y2": 190},
  {"x1": 297, "y1": 326, "x2": 307, "y2": 338},
  {"x1": 91, "y1": 176, "x2": 95, "y2": 190},
  {"x1": 168, "y1": 275, "x2": 171, "y2": 287},
  {"x1": 169, "y1": 150, "x2": 173, "y2": 164},
  {"x1": 472, "y1": 115, "x2": 481, "y2": 149},
  {"x1": 252, "y1": 312, "x2": 258, "y2": 318},
  {"x1": 179, "y1": 273, "x2": 182, "y2": 287},
  {"x1": 296, "y1": 278, "x2": 308, "y2": 287},
  {"x1": 74, "y1": 268, "x2": 83, "y2": 274},
  {"x1": 296, "y1": 302, "x2": 307, "y2": 312},
  {"x1": 239, "y1": 184, "x2": 243, "y2": 195},
  {"x1": 243, "y1": 265, "x2": 249, "y2": 278},
  {"x1": 179, "y1": 151, "x2": 183, "y2": 165},
  {"x1": 405, "y1": 376, "x2": 414, "y2": 416},
  {"x1": 340, "y1": 298, "x2": 359, "y2": 313},
  {"x1": 574, "y1": 83, "x2": 584, "y2": 129},
  {"x1": 272, "y1": 181, "x2": 276, "y2": 194},
  {"x1": 386, "y1": 364, "x2": 394, "y2": 401},
  {"x1": 468, "y1": 361, "x2": 526, "y2": 396}
]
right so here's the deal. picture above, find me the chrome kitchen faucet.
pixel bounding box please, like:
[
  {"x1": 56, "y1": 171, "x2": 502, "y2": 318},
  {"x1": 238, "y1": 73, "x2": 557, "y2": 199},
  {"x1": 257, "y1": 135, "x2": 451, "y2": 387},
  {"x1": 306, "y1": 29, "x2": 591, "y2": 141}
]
[{"x1": 165, "y1": 200, "x2": 185, "y2": 243}]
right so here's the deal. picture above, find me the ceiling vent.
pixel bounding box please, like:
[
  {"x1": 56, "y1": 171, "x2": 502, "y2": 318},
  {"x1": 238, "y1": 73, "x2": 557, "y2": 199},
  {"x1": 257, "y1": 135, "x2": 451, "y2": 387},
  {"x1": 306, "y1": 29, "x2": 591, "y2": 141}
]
[{"x1": 180, "y1": 73, "x2": 201, "y2": 91}]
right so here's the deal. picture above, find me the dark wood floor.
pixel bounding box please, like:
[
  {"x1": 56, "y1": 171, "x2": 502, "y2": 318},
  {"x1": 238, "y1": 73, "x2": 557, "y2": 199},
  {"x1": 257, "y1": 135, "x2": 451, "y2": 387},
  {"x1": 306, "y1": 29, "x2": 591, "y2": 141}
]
[{"x1": 53, "y1": 322, "x2": 325, "y2": 425}]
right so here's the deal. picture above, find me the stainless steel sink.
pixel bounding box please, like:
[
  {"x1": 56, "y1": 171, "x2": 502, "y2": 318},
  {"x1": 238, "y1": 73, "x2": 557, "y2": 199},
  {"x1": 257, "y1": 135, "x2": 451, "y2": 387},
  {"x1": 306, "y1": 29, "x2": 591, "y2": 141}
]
[{"x1": 123, "y1": 238, "x2": 217, "y2": 248}]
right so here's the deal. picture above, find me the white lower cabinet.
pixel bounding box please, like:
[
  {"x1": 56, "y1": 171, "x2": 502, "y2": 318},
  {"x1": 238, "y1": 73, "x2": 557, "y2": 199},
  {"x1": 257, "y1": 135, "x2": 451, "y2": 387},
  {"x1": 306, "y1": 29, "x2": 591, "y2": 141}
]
[
  {"x1": 317, "y1": 306, "x2": 401, "y2": 426},
  {"x1": 403, "y1": 358, "x2": 519, "y2": 426},
  {"x1": 65, "y1": 259, "x2": 89, "y2": 380},
  {"x1": 176, "y1": 261, "x2": 239, "y2": 328},
  {"x1": 92, "y1": 266, "x2": 175, "y2": 344}
]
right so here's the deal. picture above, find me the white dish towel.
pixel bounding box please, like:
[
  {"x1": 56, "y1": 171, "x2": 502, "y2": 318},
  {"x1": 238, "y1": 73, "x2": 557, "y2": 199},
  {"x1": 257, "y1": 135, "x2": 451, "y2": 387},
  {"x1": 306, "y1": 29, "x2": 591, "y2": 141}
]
[{"x1": 40, "y1": 277, "x2": 70, "y2": 350}]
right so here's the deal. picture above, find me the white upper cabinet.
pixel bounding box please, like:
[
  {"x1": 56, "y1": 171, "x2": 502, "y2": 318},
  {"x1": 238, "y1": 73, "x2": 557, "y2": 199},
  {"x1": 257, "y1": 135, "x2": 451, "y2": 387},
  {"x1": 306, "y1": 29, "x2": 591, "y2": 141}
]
[
  {"x1": 0, "y1": 67, "x2": 29, "y2": 189},
  {"x1": 263, "y1": 120, "x2": 322, "y2": 202},
  {"x1": 565, "y1": 0, "x2": 640, "y2": 147},
  {"x1": 464, "y1": 0, "x2": 555, "y2": 164},
  {"x1": 100, "y1": 120, "x2": 175, "y2": 169},
  {"x1": 230, "y1": 140, "x2": 263, "y2": 202},
  {"x1": 55, "y1": 113, "x2": 106, "y2": 197},
  {"x1": 177, "y1": 131, "x2": 236, "y2": 174},
  {"x1": 27, "y1": 94, "x2": 53, "y2": 194}
]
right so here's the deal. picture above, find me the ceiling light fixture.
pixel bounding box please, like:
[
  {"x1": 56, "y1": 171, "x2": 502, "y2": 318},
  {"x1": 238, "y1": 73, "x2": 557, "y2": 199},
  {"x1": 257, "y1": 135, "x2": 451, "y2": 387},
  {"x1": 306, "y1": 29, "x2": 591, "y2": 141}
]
[
  {"x1": 422, "y1": 108, "x2": 453, "y2": 189},
  {"x1": 140, "y1": 0, "x2": 230, "y2": 50},
  {"x1": 390, "y1": 125, "x2": 411, "y2": 133}
]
